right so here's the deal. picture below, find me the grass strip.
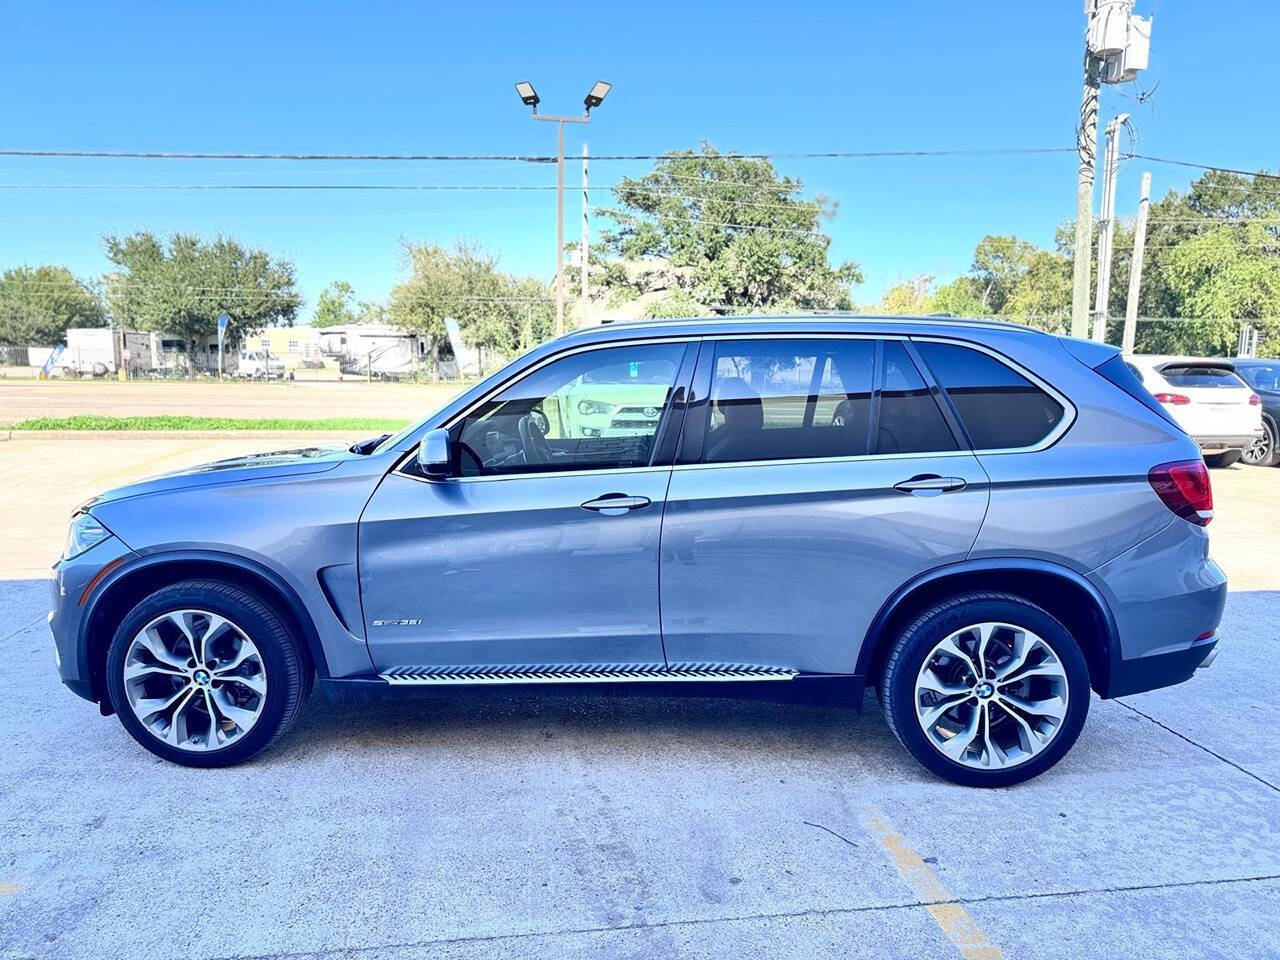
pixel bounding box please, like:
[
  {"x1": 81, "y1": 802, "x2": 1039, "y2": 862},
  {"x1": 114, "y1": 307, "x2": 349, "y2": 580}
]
[{"x1": 5, "y1": 415, "x2": 412, "y2": 432}]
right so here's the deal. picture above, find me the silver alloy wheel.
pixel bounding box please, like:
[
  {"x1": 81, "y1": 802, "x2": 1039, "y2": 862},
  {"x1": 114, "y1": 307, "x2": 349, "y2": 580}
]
[
  {"x1": 122, "y1": 609, "x2": 267, "y2": 751},
  {"x1": 914, "y1": 621, "x2": 1069, "y2": 770},
  {"x1": 1243, "y1": 421, "x2": 1273, "y2": 465}
]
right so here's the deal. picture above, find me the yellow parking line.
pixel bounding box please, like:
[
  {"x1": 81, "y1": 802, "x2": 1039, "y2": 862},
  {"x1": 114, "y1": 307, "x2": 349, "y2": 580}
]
[
  {"x1": 0, "y1": 881, "x2": 21, "y2": 897},
  {"x1": 863, "y1": 806, "x2": 1004, "y2": 960},
  {"x1": 87, "y1": 440, "x2": 209, "y2": 489}
]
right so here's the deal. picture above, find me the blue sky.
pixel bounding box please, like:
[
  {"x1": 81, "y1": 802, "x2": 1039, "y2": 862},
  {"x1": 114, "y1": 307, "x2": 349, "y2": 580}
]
[{"x1": 2, "y1": 0, "x2": 1277, "y2": 320}]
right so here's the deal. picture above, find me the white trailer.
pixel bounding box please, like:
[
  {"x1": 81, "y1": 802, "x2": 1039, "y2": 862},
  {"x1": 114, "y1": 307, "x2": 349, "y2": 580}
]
[{"x1": 56, "y1": 328, "x2": 117, "y2": 376}]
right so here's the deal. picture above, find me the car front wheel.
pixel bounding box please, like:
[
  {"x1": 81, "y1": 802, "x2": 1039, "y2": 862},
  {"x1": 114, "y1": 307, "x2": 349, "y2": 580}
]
[
  {"x1": 105, "y1": 579, "x2": 310, "y2": 767},
  {"x1": 880, "y1": 592, "x2": 1090, "y2": 787}
]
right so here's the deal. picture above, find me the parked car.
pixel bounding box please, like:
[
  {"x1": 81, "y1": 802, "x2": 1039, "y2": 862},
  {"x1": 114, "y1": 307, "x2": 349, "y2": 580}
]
[
  {"x1": 1123, "y1": 355, "x2": 1263, "y2": 467},
  {"x1": 51, "y1": 316, "x2": 1225, "y2": 786},
  {"x1": 235, "y1": 350, "x2": 286, "y2": 380},
  {"x1": 1231, "y1": 358, "x2": 1280, "y2": 467}
]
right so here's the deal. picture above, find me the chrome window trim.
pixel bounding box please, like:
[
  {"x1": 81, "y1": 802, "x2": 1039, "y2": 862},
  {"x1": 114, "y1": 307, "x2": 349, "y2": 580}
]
[
  {"x1": 392, "y1": 328, "x2": 1076, "y2": 481},
  {"x1": 908, "y1": 335, "x2": 1077, "y2": 456},
  {"x1": 392, "y1": 336, "x2": 698, "y2": 483}
]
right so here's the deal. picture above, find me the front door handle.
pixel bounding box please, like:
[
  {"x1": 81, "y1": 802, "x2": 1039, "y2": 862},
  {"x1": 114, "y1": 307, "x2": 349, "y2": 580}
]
[
  {"x1": 581, "y1": 494, "x2": 652, "y2": 513},
  {"x1": 893, "y1": 475, "x2": 967, "y2": 495}
]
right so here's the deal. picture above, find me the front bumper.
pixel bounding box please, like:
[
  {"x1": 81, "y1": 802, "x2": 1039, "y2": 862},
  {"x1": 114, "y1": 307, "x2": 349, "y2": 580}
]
[{"x1": 49, "y1": 535, "x2": 137, "y2": 703}]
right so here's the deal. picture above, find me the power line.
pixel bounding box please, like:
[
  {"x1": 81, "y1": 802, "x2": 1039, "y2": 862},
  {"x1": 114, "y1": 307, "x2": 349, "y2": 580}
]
[
  {"x1": 0, "y1": 146, "x2": 1077, "y2": 163},
  {"x1": 1124, "y1": 153, "x2": 1280, "y2": 182},
  {"x1": 0, "y1": 180, "x2": 824, "y2": 211}
]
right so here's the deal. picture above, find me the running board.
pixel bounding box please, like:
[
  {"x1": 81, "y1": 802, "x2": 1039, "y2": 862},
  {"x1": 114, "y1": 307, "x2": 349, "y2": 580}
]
[{"x1": 380, "y1": 663, "x2": 798, "y2": 686}]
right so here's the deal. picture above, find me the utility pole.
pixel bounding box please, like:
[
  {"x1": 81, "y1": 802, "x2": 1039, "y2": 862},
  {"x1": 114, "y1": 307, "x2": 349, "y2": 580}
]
[
  {"x1": 1071, "y1": 47, "x2": 1102, "y2": 339},
  {"x1": 1122, "y1": 170, "x2": 1151, "y2": 353},
  {"x1": 1073, "y1": 0, "x2": 1152, "y2": 338},
  {"x1": 514, "y1": 81, "x2": 612, "y2": 338},
  {"x1": 1092, "y1": 114, "x2": 1127, "y2": 342},
  {"x1": 581, "y1": 142, "x2": 589, "y2": 317}
]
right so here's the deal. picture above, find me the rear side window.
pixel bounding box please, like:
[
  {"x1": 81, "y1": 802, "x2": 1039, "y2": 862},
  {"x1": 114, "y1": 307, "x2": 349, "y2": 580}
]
[
  {"x1": 701, "y1": 339, "x2": 875, "y2": 463},
  {"x1": 1158, "y1": 364, "x2": 1247, "y2": 389},
  {"x1": 1096, "y1": 355, "x2": 1182, "y2": 429},
  {"x1": 876, "y1": 341, "x2": 959, "y2": 454},
  {"x1": 915, "y1": 341, "x2": 1065, "y2": 450}
]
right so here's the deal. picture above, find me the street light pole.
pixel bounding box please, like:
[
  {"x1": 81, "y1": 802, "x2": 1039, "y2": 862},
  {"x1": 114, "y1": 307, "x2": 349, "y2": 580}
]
[{"x1": 515, "y1": 81, "x2": 611, "y2": 338}]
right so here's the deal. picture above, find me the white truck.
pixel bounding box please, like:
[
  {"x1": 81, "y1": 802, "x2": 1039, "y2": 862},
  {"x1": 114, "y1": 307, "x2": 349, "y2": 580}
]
[{"x1": 234, "y1": 349, "x2": 287, "y2": 379}]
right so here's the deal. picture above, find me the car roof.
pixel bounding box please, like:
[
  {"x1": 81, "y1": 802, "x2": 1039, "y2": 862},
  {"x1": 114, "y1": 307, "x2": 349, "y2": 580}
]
[{"x1": 554, "y1": 313, "x2": 1050, "y2": 347}]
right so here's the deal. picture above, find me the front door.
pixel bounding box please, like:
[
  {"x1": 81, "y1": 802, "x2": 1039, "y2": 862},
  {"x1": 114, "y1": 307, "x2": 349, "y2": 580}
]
[
  {"x1": 659, "y1": 336, "x2": 990, "y2": 675},
  {"x1": 359, "y1": 340, "x2": 692, "y2": 675}
]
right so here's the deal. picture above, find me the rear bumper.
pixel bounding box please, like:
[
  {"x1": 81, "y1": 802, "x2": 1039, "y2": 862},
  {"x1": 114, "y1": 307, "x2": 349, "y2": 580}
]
[
  {"x1": 1193, "y1": 432, "x2": 1263, "y2": 453},
  {"x1": 1104, "y1": 634, "x2": 1220, "y2": 697}
]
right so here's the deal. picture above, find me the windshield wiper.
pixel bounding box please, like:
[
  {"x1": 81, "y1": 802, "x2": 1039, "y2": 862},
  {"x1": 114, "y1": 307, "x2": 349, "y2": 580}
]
[{"x1": 349, "y1": 433, "x2": 391, "y2": 455}]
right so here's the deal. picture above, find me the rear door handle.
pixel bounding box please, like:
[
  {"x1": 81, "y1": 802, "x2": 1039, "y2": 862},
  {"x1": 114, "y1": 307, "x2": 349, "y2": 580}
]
[
  {"x1": 581, "y1": 494, "x2": 652, "y2": 513},
  {"x1": 893, "y1": 475, "x2": 967, "y2": 495}
]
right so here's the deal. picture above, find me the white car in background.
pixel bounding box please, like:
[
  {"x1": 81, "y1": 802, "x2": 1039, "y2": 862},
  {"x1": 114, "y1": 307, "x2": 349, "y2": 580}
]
[{"x1": 1125, "y1": 355, "x2": 1263, "y2": 467}]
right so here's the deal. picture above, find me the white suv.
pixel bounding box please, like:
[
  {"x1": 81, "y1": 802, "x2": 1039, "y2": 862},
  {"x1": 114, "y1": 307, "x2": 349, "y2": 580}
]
[{"x1": 1125, "y1": 355, "x2": 1263, "y2": 467}]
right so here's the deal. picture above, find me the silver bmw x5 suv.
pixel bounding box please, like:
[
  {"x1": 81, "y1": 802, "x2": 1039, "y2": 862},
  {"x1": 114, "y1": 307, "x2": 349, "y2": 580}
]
[{"x1": 50, "y1": 316, "x2": 1226, "y2": 786}]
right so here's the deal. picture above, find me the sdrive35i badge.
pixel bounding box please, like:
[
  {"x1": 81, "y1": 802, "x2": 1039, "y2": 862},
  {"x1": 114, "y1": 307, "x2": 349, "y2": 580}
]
[{"x1": 372, "y1": 618, "x2": 424, "y2": 627}]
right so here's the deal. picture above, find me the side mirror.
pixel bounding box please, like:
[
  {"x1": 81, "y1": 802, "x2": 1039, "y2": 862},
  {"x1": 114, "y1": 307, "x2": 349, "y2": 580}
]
[{"x1": 416, "y1": 427, "x2": 452, "y2": 478}]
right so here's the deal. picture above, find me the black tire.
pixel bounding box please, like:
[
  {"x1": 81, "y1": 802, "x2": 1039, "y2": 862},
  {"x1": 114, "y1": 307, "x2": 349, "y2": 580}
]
[
  {"x1": 880, "y1": 592, "x2": 1090, "y2": 788},
  {"x1": 1242, "y1": 419, "x2": 1278, "y2": 468},
  {"x1": 105, "y1": 579, "x2": 311, "y2": 767},
  {"x1": 1204, "y1": 450, "x2": 1242, "y2": 468}
]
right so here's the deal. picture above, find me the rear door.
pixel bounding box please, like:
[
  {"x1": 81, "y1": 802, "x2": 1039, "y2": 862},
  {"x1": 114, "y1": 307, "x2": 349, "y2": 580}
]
[{"x1": 659, "y1": 335, "x2": 989, "y2": 675}]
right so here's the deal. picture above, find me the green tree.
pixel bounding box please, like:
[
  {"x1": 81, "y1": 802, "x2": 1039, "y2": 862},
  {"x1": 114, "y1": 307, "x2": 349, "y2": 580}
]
[
  {"x1": 314, "y1": 281, "x2": 357, "y2": 328},
  {"x1": 596, "y1": 144, "x2": 862, "y2": 311},
  {"x1": 0, "y1": 265, "x2": 105, "y2": 345},
  {"x1": 104, "y1": 232, "x2": 300, "y2": 373},
  {"x1": 928, "y1": 276, "x2": 988, "y2": 317},
  {"x1": 389, "y1": 242, "x2": 554, "y2": 366}
]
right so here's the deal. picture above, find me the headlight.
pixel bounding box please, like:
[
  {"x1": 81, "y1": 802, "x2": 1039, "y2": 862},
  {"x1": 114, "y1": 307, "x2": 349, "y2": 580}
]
[
  {"x1": 64, "y1": 512, "x2": 111, "y2": 560},
  {"x1": 578, "y1": 399, "x2": 614, "y2": 416}
]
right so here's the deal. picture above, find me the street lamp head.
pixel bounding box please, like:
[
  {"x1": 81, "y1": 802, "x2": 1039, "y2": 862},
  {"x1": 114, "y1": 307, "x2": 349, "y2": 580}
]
[
  {"x1": 583, "y1": 81, "x2": 612, "y2": 112},
  {"x1": 514, "y1": 81, "x2": 540, "y2": 109}
]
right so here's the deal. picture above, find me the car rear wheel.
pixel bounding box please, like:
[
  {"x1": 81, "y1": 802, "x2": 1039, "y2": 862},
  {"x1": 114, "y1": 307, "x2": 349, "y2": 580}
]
[
  {"x1": 1204, "y1": 450, "x2": 1242, "y2": 468},
  {"x1": 880, "y1": 592, "x2": 1090, "y2": 787},
  {"x1": 1242, "y1": 420, "x2": 1277, "y2": 467},
  {"x1": 105, "y1": 579, "x2": 311, "y2": 767}
]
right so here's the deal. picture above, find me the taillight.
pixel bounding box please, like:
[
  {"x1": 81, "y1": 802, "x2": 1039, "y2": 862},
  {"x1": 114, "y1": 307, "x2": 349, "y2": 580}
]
[
  {"x1": 1148, "y1": 460, "x2": 1213, "y2": 526},
  {"x1": 1154, "y1": 392, "x2": 1191, "y2": 406},
  {"x1": 1250, "y1": 393, "x2": 1262, "y2": 406}
]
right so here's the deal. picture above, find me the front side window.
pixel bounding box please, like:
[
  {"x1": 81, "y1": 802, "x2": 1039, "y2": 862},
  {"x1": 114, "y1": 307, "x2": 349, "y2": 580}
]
[
  {"x1": 453, "y1": 342, "x2": 686, "y2": 476},
  {"x1": 916, "y1": 341, "x2": 1065, "y2": 450},
  {"x1": 701, "y1": 339, "x2": 875, "y2": 463}
]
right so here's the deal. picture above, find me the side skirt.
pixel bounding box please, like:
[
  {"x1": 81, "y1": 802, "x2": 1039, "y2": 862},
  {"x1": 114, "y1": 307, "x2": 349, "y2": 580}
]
[
  {"x1": 317, "y1": 671, "x2": 867, "y2": 710},
  {"x1": 381, "y1": 662, "x2": 797, "y2": 686}
]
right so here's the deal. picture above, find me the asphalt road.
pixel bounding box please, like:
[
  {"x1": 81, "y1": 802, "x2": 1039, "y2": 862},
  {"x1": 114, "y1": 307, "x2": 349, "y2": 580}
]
[{"x1": 1, "y1": 435, "x2": 1277, "y2": 959}]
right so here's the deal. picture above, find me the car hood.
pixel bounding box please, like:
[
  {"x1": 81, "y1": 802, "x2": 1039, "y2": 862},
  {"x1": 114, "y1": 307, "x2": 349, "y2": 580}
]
[{"x1": 84, "y1": 444, "x2": 357, "y2": 508}]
